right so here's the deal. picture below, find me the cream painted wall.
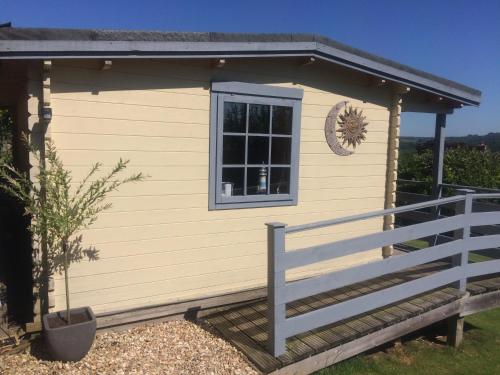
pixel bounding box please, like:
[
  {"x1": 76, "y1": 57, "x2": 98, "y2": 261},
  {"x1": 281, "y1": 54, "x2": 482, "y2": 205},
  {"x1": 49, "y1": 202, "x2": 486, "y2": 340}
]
[{"x1": 48, "y1": 58, "x2": 392, "y2": 314}]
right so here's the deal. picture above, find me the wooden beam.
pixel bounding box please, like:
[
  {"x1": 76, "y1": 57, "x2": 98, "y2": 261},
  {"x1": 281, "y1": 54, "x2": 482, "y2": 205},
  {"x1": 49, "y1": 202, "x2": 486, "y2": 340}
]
[
  {"x1": 425, "y1": 93, "x2": 445, "y2": 104},
  {"x1": 101, "y1": 60, "x2": 112, "y2": 70},
  {"x1": 393, "y1": 84, "x2": 411, "y2": 95},
  {"x1": 300, "y1": 56, "x2": 315, "y2": 66},
  {"x1": 462, "y1": 290, "x2": 500, "y2": 316},
  {"x1": 271, "y1": 298, "x2": 465, "y2": 375},
  {"x1": 367, "y1": 76, "x2": 388, "y2": 87},
  {"x1": 41, "y1": 60, "x2": 52, "y2": 124},
  {"x1": 401, "y1": 101, "x2": 455, "y2": 114},
  {"x1": 95, "y1": 286, "x2": 267, "y2": 330},
  {"x1": 212, "y1": 58, "x2": 226, "y2": 68},
  {"x1": 432, "y1": 113, "x2": 446, "y2": 199}
]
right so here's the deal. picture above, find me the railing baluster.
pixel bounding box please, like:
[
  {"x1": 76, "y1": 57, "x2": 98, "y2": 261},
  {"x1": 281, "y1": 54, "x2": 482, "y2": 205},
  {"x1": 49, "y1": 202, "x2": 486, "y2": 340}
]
[
  {"x1": 266, "y1": 222, "x2": 286, "y2": 357},
  {"x1": 453, "y1": 189, "x2": 475, "y2": 291}
]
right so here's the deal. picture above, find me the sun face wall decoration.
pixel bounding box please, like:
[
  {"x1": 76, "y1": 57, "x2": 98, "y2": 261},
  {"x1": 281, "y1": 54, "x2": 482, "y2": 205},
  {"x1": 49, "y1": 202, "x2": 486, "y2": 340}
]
[{"x1": 324, "y1": 101, "x2": 369, "y2": 156}]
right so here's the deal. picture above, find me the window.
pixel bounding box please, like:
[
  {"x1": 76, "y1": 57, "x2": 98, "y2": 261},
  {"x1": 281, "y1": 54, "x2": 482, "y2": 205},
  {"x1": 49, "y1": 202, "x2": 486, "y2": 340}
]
[{"x1": 209, "y1": 82, "x2": 303, "y2": 209}]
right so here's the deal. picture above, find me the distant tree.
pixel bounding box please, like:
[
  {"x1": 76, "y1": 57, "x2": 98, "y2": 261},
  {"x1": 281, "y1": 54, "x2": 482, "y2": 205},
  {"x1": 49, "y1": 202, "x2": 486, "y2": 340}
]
[
  {"x1": 0, "y1": 109, "x2": 12, "y2": 164},
  {"x1": 398, "y1": 147, "x2": 500, "y2": 194}
]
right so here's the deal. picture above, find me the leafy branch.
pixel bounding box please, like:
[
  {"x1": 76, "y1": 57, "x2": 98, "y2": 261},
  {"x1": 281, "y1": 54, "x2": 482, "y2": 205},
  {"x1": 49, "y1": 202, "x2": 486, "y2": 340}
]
[{"x1": 0, "y1": 136, "x2": 146, "y2": 324}]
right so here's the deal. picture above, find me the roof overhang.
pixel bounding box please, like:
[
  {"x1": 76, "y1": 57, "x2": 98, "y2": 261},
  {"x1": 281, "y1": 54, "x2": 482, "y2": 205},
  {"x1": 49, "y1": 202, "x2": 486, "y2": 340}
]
[{"x1": 0, "y1": 29, "x2": 481, "y2": 107}]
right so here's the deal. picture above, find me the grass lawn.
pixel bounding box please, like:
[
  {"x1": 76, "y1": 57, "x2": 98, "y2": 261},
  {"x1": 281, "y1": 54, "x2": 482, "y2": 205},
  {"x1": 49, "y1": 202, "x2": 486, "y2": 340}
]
[{"x1": 317, "y1": 307, "x2": 500, "y2": 375}]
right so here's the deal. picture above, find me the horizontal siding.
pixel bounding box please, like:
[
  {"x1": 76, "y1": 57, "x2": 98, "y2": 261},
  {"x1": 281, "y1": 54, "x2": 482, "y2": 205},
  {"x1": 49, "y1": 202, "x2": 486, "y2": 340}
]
[
  {"x1": 51, "y1": 98, "x2": 209, "y2": 124},
  {"x1": 66, "y1": 211, "x2": 384, "y2": 260},
  {"x1": 51, "y1": 96, "x2": 388, "y2": 122},
  {"x1": 50, "y1": 117, "x2": 208, "y2": 138},
  {"x1": 68, "y1": 213, "x2": 384, "y2": 248},
  {"x1": 55, "y1": 247, "x2": 381, "y2": 312},
  {"x1": 63, "y1": 180, "x2": 385, "y2": 200},
  {"x1": 59, "y1": 218, "x2": 383, "y2": 279},
  {"x1": 50, "y1": 118, "x2": 389, "y2": 142},
  {"x1": 51, "y1": 132, "x2": 389, "y2": 155},
  {"x1": 50, "y1": 58, "x2": 391, "y2": 314}
]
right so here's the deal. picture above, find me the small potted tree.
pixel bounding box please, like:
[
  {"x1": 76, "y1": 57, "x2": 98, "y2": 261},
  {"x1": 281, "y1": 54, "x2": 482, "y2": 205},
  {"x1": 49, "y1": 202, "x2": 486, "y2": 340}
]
[{"x1": 0, "y1": 137, "x2": 145, "y2": 361}]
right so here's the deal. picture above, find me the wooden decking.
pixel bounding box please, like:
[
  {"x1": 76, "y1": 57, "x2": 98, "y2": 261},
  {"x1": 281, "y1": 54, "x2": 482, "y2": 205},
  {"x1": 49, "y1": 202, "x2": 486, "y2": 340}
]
[
  {"x1": 0, "y1": 321, "x2": 22, "y2": 354},
  {"x1": 204, "y1": 262, "x2": 500, "y2": 374}
]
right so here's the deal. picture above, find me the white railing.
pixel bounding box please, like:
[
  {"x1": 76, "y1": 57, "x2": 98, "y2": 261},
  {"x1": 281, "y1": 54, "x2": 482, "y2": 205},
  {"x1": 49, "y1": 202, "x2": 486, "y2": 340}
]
[{"x1": 266, "y1": 191, "x2": 500, "y2": 356}]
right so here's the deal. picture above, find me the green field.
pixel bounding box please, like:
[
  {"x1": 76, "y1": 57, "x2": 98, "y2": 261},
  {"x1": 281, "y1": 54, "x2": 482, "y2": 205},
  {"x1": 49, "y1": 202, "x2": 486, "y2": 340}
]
[{"x1": 317, "y1": 308, "x2": 500, "y2": 375}]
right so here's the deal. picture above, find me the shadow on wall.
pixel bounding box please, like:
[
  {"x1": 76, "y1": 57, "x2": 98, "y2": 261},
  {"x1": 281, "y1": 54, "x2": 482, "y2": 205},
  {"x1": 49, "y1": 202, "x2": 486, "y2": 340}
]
[
  {"x1": 51, "y1": 58, "x2": 394, "y2": 108},
  {"x1": 0, "y1": 193, "x2": 33, "y2": 323},
  {"x1": 0, "y1": 107, "x2": 33, "y2": 323}
]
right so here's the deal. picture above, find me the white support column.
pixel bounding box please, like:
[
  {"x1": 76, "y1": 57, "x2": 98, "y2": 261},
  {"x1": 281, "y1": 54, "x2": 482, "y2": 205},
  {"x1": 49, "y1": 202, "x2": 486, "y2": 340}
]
[
  {"x1": 452, "y1": 188, "x2": 474, "y2": 291},
  {"x1": 266, "y1": 222, "x2": 287, "y2": 357}
]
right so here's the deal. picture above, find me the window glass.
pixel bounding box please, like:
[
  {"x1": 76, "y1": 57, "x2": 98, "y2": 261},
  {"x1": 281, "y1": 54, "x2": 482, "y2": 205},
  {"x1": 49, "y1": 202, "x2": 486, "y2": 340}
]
[
  {"x1": 222, "y1": 135, "x2": 245, "y2": 164},
  {"x1": 247, "y1": 167, "x2": 268, "y2": 195},
  {"x1": 270, "y1": 168, "x2": 290, "y2": 194},
  {"x1": 272, "y1": 106, "x2": 293, "y2": 135},
  {"x1": 249, "y1": 104, "x2": 270, "y2": 134},
  {"x1": 224, "y1": 102, "x2": 246, "y2": 133},
  {"x1": 271, "y1": 137, "x2": 292, "y2": 164},
  {"x1": 222, "y1": 168, "x2": 244, "y2": 196},
  {"x1": 247, "y1": 136, "x2": 269, "y2": 164}
]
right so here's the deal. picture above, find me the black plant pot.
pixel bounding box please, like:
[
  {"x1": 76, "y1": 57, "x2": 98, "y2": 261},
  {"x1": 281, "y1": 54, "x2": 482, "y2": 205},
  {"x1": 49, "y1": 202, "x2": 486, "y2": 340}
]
[{"x1": 42, "y1": 306, "x2": 96, "y2": 362}]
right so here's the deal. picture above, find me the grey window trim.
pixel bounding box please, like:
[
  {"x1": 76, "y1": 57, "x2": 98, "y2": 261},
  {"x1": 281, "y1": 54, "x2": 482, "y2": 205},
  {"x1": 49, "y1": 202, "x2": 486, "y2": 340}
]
[
  {"x1": 212, "y1": 81, "x2": 304, "y2": 100},
  {"x1": 209, "y1": 82, "x2": 302, "y2": 210}
]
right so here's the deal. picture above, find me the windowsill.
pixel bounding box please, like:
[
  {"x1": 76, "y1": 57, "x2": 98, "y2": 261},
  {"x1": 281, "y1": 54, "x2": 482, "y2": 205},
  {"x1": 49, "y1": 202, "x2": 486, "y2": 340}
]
[{"x1": 209, "y1": 198, "x2": 298, "y2": 210}]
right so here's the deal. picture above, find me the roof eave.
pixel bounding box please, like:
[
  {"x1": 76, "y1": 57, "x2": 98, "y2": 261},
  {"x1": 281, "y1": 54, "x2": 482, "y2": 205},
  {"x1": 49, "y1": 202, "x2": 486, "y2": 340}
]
[{"x1": 0, "y1": 39, "x2": 481, "y2": 106}]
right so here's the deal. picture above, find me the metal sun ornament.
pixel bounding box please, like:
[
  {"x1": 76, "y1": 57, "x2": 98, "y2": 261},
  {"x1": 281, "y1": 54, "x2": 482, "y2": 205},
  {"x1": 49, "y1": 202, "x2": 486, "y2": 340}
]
[
  {"x1": 337, "y1": 106, "x2": 368, "y2": 148},
  {"x1": 324, "y1": 101, "x2": 369, "y2": 156}
]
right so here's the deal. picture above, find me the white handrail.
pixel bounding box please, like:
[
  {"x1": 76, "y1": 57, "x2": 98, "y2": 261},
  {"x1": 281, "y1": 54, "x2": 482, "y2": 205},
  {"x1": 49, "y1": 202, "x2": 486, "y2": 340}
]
[{"x1": 286, "y1": 195, "x2": 464, "y2": 234}]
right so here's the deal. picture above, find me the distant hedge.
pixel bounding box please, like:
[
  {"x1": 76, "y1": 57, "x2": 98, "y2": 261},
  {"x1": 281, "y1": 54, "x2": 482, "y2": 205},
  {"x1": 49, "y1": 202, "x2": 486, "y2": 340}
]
[{"x1": 398, "y1": 147, "x2": 500, "y2": 194}]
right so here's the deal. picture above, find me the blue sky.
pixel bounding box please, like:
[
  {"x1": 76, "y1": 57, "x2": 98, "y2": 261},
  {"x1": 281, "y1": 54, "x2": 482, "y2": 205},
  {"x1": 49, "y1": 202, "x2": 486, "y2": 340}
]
[{"x1": 2, "y1": 0, "x2": 499, "y2": 137}]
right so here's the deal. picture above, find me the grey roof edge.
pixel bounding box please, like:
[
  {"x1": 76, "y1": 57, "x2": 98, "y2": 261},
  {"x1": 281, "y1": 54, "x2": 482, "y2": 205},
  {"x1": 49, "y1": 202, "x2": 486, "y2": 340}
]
[{"x1": 0, "y1": 27, "x2": 481, "y2": 105}]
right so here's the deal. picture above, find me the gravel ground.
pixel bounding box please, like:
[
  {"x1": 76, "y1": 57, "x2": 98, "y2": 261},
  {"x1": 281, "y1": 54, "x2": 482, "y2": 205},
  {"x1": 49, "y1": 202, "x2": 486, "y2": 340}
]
[{"x1": 0, "y1": 320, "x2": 258, "y2": 375}]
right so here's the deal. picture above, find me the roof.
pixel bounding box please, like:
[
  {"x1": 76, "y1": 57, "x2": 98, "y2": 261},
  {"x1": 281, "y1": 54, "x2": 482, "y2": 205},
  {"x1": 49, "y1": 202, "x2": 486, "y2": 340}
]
[{"x1": 0, "y1": 27, "x2": 481, "y2": 106}]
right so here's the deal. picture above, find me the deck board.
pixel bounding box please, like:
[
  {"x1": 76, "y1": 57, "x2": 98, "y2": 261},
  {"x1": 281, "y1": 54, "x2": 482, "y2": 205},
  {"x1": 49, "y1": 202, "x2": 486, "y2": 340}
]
[{"x1": 204, "y1": 262, "x2": 500, "y2": 374}]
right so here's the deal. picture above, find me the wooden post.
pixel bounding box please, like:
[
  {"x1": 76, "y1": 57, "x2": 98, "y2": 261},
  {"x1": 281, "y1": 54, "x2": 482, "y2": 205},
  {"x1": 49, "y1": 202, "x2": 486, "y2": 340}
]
[
  {"x1": 432, "y1": 113, "x2": 446, "y2": 199},
  {"x1": 382, "y1": 92, "x2": 403, "y2": 258},
  {"x1": 452, "y1": 189, "x2": 474, "y2": 291},
  {"x1": 447, "y1": 315, "x2": 464, "y2": 348},
  {"x1": 266, "y1": 222, "x2": 287, "y2": 357},
  {"x1": 448, "y1": 189, "x2": 473, "y2": 347}
]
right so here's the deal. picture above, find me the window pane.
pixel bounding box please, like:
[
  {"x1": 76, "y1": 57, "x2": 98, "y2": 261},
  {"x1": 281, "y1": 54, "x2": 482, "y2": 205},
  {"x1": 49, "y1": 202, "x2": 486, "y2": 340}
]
[
  {"x1": 247, "y1": 136, "x2": 269, "y2": 164},
  {"x1": 270, "y1": 168, "x2": 290, "y2": 194},
  {"x1": 223, "y1": 135, "x2": 245, "y2": 164},
  {"x1": 272, "y1": 106, "x2": 293, "y2": 135},
  {"x1": 247, "y1": 166, "x2": 268, "y2": 195},
  {"x1": 224, "y1": 102, "x2": 246, "y2": 133},
  {"x1": 222, "y1": 168, "x2": 244, "y2": 196},
  {"x1": 271, "y1": 137, "x2": 291, "y2": 164},
  {"x1": 249, "y1": 104, "x2": 270, "y2": 134}
]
